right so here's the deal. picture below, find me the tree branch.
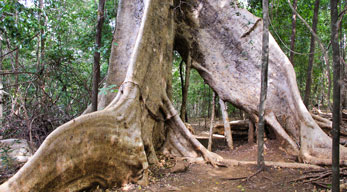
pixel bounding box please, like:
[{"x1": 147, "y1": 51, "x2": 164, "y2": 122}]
[{"x1": 0, "y1": 33, "x2": 40, "y2": 59}]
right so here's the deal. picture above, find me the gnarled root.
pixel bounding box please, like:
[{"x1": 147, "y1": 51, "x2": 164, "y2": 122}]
[
  {"x1": 0, "y1": 86, "x2": 149, "y2": 191},
  {"x1": 162, "y1": 95, "x2": 224, "y2": 167}
]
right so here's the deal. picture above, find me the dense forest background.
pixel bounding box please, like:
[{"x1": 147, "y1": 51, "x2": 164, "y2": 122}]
[{"x1": 0, "y1": 0, "x2": 346, "y2": 146}]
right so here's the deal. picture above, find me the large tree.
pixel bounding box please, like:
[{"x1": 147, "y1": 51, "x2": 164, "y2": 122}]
[{"x1": 1, "y1": 0, "x2": 346, "y2": 191}]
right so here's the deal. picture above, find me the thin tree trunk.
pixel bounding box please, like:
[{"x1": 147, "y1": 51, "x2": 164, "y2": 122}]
[
  {"x1": 36, "y1": 1, "x2": 41, "y2": 71},
  {"x1": 303, "y1": 0, "x2": 320, "y2": 108},
  {"x1": 331, "y1": 0, "x2": 341, "y2": 190},
  {"x1": 39, "y1": 0, "x2": 45, "y2": 71},
  {"x1": 286, "y1": 0, "x2": 332, "y2": 110},
  {"x1": 179, "y1": 59, "x2": 184, "y2": 93},
  {"x1": 258, "y1": 0, "x2": 269, "y2": 171},
  {"x1": 11, "y1": 5, "x2": 20, "y2": 117},
  {"x1": 289, "y1": 0, "x2": 297, "y2": 65},
  {"x1": 35, "y1": 0, "x2": 45, "y2": 72},
  {"x1": 248, "y1": 120, "x2": 254, "y2": 144},
  {"x1": 179, "y1": 59, "x2": 185, "y2": 119},
  {"x1": 321, "y1": 75, "x2": 326, "y2": 108},
  {"x1": 0, "y1": 39, "x2": 3, "y2": 128},
  {"x1": 219, "y1": 98, "x2": 233, "y2": 150},
  {"x1": 207, "y1": 88, "x2": 211, "y2": 117},
  {"x1": 92, "y1": 0, "x2": 106, "y2": 112},
  {"x1": 340, "y1": 2, "x2": 347, "y2": 110},
  {"x1": 208, "y1": 92, "x2": 216, "y2": 151},
  {"x1": 180, "y1": 56, "x2": 191, "y2": 122}
]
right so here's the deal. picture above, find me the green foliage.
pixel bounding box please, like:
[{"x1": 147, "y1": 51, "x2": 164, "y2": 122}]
[
  {"x1": 0, "y1": 0, "x2": 118, "y2": 144},
  {"x1": 172, "y1": 51, "x2": 214, "y2": 118},
  {"x1": 0, "y1": 144, "x2": 15, "y2": 169},
  {"x1": 1, "y1": 0, "x2": 346, "y2": 143},
  {"x1": 99, "y1": 84, "x2": 118, "y2": 95},
  {"x1": 247, "y1": 0, "x2": 344, "y2": 109}
]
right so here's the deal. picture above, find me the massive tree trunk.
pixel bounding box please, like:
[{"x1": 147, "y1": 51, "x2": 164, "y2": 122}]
[{"x1": 1, "y1": 0, "x2": 347, "y2": 191}]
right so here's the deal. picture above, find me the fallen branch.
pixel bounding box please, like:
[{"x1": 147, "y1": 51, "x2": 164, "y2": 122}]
[
  {"x1": 290, "y1": 167, "x2": 347, "y2": 190},
  {"x1": 223, "y1": 159, "x2": 323, "y2": 169}
]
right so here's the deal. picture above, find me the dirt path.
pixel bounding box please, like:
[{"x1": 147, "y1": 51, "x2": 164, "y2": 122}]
[{"x1": 140, "y1": 164, "x2": 316, "y2": 192}]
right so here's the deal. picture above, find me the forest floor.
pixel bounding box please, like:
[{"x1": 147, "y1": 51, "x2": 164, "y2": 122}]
[
  {"x1": 1, "y1": 117, "x2": 346, "y2": 191},
  {"x1": 105, "y1": 118, "x2": 344, "y2": 192},
  {"x1": 108, "y1": 141, "x2": 329, "y2": 192}
]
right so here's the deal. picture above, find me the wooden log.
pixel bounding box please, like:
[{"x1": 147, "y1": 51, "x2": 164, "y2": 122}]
[
  {"x1": 213, "y1": 120, "x2": 250, "y2": 135},
  {"x1": 311, "y1": 113, "x2": 347, "y2": 136}
]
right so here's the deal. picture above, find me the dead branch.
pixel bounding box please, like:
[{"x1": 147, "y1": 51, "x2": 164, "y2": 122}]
[
  {"x1": 290, "y1": 167, "x2": 347, "y2": 189},
  {"x1": 223, "y1": 159, "x2": 323, "y2": 170}
]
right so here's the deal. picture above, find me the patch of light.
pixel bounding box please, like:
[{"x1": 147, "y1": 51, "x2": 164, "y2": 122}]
[
  {"x1": 238, "y1": 0, "x2": 248, "y2": 7},
  {"x1": 18, "y1": 0, "x2": 35, "y2": 8}
]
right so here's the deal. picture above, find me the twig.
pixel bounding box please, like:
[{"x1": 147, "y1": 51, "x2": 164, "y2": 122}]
[
  {"x1": 222, "y1": 168, "x2": 262, "y2": 181},
  {"x1": 0, "y1": 71, "x2": 37, "y2": 76},
  {"x1": 337, "y1": 3, "x2": 347, "y2": 29},
  {"x1": 241, "y1": 19, "x2": 261, "y2": 38},
  {"x1": 312, "y1": 181, "x2": 329, "y2": 189}
]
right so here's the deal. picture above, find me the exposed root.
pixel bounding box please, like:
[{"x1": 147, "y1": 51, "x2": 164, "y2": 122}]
[
  {"x1": 301, "y1": 152, "x2": 347, "y2": 166},
  {"x1": 162, "y1": 95, "x2": 225, "y2": 167},
  {"x1": 0, "y1": 85, "x2": 150, "y2": 191},
  {"x1": 223, "y1": 159, "x2": 323, "y2": 170},
  {"x1": 311, "y1": 113, "x2": 333, "y2": 129},
  {"x1": 265, "y1": 112, "x2": 299, "y2": 154},
  {"x1": 311, "y1": 113, "x2": 347, "y2": 137}
]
